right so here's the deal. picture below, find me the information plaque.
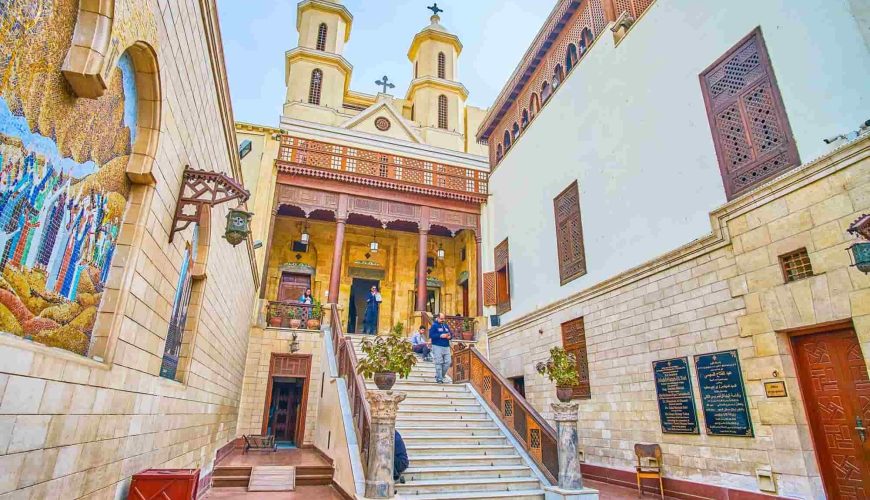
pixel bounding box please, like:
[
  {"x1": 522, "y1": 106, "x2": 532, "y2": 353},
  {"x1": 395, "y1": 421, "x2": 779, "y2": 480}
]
[
  {"x1": 652, "y1": 357, "x2": 699, "y2": 434},
  {"x1": 694, "y1": 350, "x2": 754, "y2": 437}
]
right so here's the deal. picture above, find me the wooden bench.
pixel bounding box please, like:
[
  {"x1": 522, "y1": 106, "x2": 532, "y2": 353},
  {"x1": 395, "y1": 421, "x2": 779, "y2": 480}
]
[{"x1": 243, "y1": 434, "x2": 277, "y2": 454}]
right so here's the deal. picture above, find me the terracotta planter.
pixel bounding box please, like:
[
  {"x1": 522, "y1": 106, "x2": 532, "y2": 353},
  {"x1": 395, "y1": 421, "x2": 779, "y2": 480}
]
[
  {"x1": 306, "y1": 319, "x2": 321, "y2": 330},
  {"x1": 289, "y1": 319, "x2": 303, "y2": 329},
  {"x1": 556, "y1": 386, "x2": 574, "y2": 402},
  {"x1": 460, "y1": 330, "x2": 474, "y2": 341},
  {"x1": 373, "y1": 372, "x2": 397, "y2": 390},
  {"x1": 269, "y1": 316, "x2": 282, "y2": 327}
]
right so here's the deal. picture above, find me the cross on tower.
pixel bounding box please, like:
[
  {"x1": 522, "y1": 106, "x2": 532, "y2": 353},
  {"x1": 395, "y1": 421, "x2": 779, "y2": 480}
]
[
  {"x1": 427, "y1": 3, "x2": 443, "y2": 16},
  {"x1": 375, "y1": 75, "x2": 395, "y2": 94}
]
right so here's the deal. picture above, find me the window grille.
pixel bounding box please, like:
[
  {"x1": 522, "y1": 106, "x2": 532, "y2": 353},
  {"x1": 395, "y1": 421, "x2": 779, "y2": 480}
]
[
  {"x1": 438, "y1": 95, "x2": 448, "y2": 129},
  {"x1": 438, "y1": 52, "x2": 446, "y2": 79},
  {"x1": 554, "y1": 181, "x2": 587, "y2": 284},
  {"x1": 316, "y1": 23, "x2": 328, "y2": 51},
  {"x1": 379, "y1": 155, "x2": 388, "y2": 177},
  {"x1": 779, "y1": 248, "x2": 813, "y2": 283},
  {"x1": 495, "y1": 238, "x2": 511, "y2": 314},
  {"x1": 308, "y1": 69, "x2": 323, "y2": 105},
  {"x1": 561, "y1": 317, "x2": 591, "y2": 399},
  {"x1": 700, "y1": 29, "x2": 799, "y2": 199}
]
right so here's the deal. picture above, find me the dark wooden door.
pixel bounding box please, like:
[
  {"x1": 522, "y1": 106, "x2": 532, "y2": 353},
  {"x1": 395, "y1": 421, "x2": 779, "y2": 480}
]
[
  {"x1": 461, "y1": 283, "x2": 469, "y2": 317},
  {"x1": 792, "y1": 328, "x2": 870, "y2": 499},
  {"x1": 278, "y1": 272, "x2": 310, "y2": 302},
  {"x1": 271, "y1": 383, "x2": 295, "y2": 442}
]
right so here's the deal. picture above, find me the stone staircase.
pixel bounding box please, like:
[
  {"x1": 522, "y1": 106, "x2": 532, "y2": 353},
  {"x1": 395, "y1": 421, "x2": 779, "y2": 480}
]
[{"x1": 348, "y1": 334, "x2": 546, "y2": 499}]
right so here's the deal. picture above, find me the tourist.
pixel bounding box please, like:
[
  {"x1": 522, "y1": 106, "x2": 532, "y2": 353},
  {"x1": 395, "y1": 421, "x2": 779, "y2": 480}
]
[
  {"x1": 428, "y1": 313, "x2": 452, "y2": 383},
  {"x1": 394, "y1": 430, "x2": 408, "y2": 484},
  {"x1": 410, "y1": 326, "x2": 432, "y2": 361},
  {"x1": 362, "y1": 285, "x2": 382, "y2": 334},
  {"x1": 298, "y1": 288, "x2": 313, "y2": 304}
]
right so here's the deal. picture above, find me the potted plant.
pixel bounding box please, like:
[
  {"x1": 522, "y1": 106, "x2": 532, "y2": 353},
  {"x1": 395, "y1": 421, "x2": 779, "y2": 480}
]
[
  {"x1": 460, "y1": 317, "x2": 475, "y2": 341},
  {"x1": 536, "y1": 347, "x2": 579, "y2": 402},
  {"x1": 307, "y1": 300, "x2": 323, "y2": 329},
  {"x1": 288, "y1": 309, "x2": 302, "y2": 329},
  {"x1": 357, "y1": 323, "x2": 417, "y2": 390},
  {"x1": 268, "y1": 308, "x2": 283, "y2": 327}
]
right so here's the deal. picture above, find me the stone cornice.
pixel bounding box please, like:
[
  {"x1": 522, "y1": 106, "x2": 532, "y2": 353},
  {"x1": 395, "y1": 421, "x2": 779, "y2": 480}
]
[
  {"x1": 405, "y1": 76, "x2": 469, "y2": 101},
  {"x1": 407, "y1": 25, "x2": 463, "y2": 61},
  {"x1": 297, "y1": 0, "x2": 353, "y2": 42},
  {"x1": 236, "y1": 121, "x2": 282, "y2": 135},
  {"x1": 285, "y1": 47, "x2": 354, "y2": 80},
  {"x1": 488, "y1": 135, "x2": 870, "y2": 338}
]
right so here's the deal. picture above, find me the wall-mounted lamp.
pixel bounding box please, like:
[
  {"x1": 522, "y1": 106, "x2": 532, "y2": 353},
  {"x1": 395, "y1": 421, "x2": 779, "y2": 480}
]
[
  {"x1": 436, "y1": 243, "x2": 445, "y2": 260},
  {"x1": 289, "y1": 332, "x2": 300, "y2": 353},
  {"x1": 370, "y1": 231, "x2": 379, "y2": 253},
  {"x1": 847, "y1": 214, "x2": 870, "y2": 274},
  {"x1": 300, "y1": 224, "x2": 310, "y2": 244}
]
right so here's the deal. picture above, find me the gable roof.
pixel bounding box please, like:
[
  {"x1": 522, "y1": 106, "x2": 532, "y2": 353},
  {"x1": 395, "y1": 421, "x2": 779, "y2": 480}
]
[{"x1": 340, "y1": 96, "x2": 423, "y2": 143}]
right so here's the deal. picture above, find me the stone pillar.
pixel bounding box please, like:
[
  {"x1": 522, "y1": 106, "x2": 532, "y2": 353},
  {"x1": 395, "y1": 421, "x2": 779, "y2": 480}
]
[
  {"x1": 542, "y1": 402, "x2": 598, "y2": 500},
  {"x1": 415, "y1": 228, "x2": 428, "y2": 312},
  {"x1": 364, "y1": 390, "x2": 407, "y2": 498},
  {"x1": 475, "y1": 233, "x2": 484, "y2": 317},
  {"x1": 328, "y1": 217, "x2": 346, "y2": 304}
]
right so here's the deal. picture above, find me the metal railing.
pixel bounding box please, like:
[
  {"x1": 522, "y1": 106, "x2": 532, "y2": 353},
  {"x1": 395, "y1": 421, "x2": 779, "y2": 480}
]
[
  {"x1": 331, "y1": 304, "x2": 372, "y2": 469},
  {"x1": 266, "y1": 301, "x2": 317, "y2": 328},
  {"x1": 452, "y1": 343, "x2": 559, "y2": 484}
]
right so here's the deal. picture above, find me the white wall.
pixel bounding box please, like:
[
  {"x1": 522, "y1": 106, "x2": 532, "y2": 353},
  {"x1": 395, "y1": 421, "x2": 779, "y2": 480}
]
[{"x1": 486, "y1": 0, "x2": 870, "y2": 322}]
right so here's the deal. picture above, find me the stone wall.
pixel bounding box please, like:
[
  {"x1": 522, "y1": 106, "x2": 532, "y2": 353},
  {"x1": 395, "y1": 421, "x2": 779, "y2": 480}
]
[
  {"x1": 486, "y1": 137, "x2": 870, "y2": 499},
  {"x1": 0, "y1": 1, "x2": 258, "y2": 498},
  {"x1": 236, "y1": 327, "x2": 323, "y2": 445}
]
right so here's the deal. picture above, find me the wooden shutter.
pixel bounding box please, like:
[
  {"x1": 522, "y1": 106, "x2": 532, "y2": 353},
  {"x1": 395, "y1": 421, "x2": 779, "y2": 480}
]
[
  {"x1": 561, "y1": 317, "x2": 590, "y2": 399},
  {"x1": 553, "y1": 181, "x2": 586, "y2": 285},
  {"x1": 483, "y1": 272, "x2": 497, "y2": 306},
  {"x1": 700, "y1": 28, "x2": 799, "y2": 200},
  {"x1": 494, "y1": 238, "x2": 511, "y2": 315}
]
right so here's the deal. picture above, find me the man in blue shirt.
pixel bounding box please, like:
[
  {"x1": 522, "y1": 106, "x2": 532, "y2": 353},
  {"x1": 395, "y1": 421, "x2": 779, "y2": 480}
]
[
  {"x1": 394, "y1": 430, "x2": 408, "y2": 483},
  {"x1": 428, "y1": 313, "x2": 452, "y2": 383}
]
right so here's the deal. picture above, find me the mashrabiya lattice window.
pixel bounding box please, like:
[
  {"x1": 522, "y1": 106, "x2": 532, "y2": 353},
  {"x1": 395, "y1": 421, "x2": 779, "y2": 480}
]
[
  {"x1": 561, "y1": 317, "x2": 591, "y2": 399},
  {"x1": 554, "y1": 181, "x2": 586, "y2": 285},
  {"x1": 699, "y1": 28, "x2": 799, "y2": 200}
]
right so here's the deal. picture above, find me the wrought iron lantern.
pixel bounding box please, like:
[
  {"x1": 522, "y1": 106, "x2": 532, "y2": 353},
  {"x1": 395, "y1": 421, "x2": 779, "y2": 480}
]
[
  {"x1": 437, "y1": 243, "x2": 445, "y2": 260},
  {"x1": 224, "y1": 207, "x2": 253, "y2": 246},
  {"x1": 289, "y1": 332, "x2": 300, "y2": 353},
  {"x1": 300, "y1": 224, "x2": 310, "y2": 244},
  {"x1": 370, "y1": 231, "x2": 379, "y2": 253},
  {"x1": 847, "y1": 214, "x2": 870, "y2": 274}
]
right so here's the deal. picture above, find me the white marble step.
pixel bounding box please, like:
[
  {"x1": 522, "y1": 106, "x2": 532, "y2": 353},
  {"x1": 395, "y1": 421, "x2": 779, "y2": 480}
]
[
  {"x1": 396, "y1": 489, "x2": 545, "y2": 500},
  {"x1": 400, "y1": 402, "x2": 482, "y2": 412},
  {"x1": 396, "y1": 417, "x2": 494, "y2": 428},
  {"x1": 398, "y1": 427, "x2": 501, "y2": 437},
  {"x1": 404, "y1": 465, "x2": 533, "y2": 481},
  {"x1": 407, "y1": 455, "x2": 526, "y2": 468},
  {"x1": 396, "y1": 477, "x2": 541, "y2": 494},
  {"x1": 405, "y1": 444, "x2": 518, "y2": 456},
  {"x1": 402, "y1": 435, "x2": 508, "y2": 446},
  {"x1": 397, "y1": 409, "x2": 485, "y2": 419}
]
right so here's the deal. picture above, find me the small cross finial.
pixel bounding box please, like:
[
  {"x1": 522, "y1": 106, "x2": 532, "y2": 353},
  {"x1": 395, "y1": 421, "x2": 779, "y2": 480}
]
[
  {"x1": 427, "y1": 3, "x2": 443, "y2": 17},
  {"x1": 375, "y1": 75, "x2": 395, "y2": 94}
]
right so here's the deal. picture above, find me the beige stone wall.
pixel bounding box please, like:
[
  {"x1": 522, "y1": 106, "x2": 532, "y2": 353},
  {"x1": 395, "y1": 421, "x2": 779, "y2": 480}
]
[
  {"x1": 486, "y1": 138, "x2": 870, "y2": 499},
  {"x1": 236, "y1": 328, "x2": 323, "y2": 445},
  {"x1": 0, "y1": 1, "x2": 258, "y2": 498}
]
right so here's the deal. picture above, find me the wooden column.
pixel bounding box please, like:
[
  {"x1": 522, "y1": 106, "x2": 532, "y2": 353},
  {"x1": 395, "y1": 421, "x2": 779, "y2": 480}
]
[
  {"x1": 328, "y1": 194, "x2": 349, "y2": 305},
  {"x1": 475, "y1": 233, "x2": 484, "y2": 317},
  {"x1": 416, "y1": 207, "x2": 431, "y2": 312}
]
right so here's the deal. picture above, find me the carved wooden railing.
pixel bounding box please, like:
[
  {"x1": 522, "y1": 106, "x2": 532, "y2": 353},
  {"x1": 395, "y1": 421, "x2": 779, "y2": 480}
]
[
  {"x1": 443, "y1": 315, "x2": 477, "y2": 340},
  {"x1": 331, "y1": 304, "x2": 372, "y2": 469},
  {"x1": 452, "y1": 343, "x2": 559, "y2": 484},
  {"x1": 277, "y1": 135, "x2": 488, "y2": 203},
  {"x1": 266, "y1": 301, "x2": 316, "y2": 328}
]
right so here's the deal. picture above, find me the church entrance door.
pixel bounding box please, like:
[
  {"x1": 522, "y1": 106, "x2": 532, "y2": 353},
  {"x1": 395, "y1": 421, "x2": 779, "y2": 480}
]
[
  {"x1": 348, "y1": 278, "x2": 379, "y2": 334},
  {"x1": 266, "y1": 378, "x2": 304, "y2": 444},
  {"x1": 791, "y1": 324, "x2": 870, "y2": 499}
]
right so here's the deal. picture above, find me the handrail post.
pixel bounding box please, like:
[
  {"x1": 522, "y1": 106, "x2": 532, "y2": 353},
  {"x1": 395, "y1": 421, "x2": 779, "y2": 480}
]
[{"x1": 543, "y1": 402, "x2": 598, "y2": 498}]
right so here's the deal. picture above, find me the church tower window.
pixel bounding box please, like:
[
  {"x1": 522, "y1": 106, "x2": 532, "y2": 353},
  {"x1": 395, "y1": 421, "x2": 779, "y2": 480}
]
[
  {"x1": 316, "y1": 23, "x2": 328, "y2": 51},
  {"x1": 308, "y1": 69, "x2": 323, "y2": 105},
  {"x1": 438, "y1": 94, "x2": 448, "y2": 129},
  {"x1": 438, "y1": 51, "x2": 446, "y2": 79},
  {"x1": 700, "y1": 28, "x2": 799, "y2": 200}
]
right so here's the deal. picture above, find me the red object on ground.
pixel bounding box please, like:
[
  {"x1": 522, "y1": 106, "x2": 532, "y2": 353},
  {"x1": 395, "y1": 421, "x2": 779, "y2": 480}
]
[{"x1": 128, "y1": 469, "x2": 200, "y2": 500}]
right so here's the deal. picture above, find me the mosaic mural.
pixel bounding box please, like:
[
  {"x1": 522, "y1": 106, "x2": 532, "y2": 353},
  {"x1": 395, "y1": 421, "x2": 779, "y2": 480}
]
[{"x1": 0, "y1": 1, "x2": 135, "y2": 355}]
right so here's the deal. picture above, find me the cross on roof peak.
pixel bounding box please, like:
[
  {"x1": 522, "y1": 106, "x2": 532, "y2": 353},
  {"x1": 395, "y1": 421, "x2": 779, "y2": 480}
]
[
  {"x1": 375, "y1": 75, "x2": 395, "y2": 94},
  {"x1": 427, "y1": 3, "x2": 443, "y2": 17}
]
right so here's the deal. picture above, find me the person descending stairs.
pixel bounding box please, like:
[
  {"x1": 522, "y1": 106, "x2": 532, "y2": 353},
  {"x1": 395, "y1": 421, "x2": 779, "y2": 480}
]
[{"x1": 348, "y1": 334, "x2": 547, "y2": 499}]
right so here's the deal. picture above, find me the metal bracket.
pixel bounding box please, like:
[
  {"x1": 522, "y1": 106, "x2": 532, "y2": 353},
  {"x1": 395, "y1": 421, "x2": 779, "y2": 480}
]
[{"x1": 170, "y1": 166, "x2": 250, "y2": 242}]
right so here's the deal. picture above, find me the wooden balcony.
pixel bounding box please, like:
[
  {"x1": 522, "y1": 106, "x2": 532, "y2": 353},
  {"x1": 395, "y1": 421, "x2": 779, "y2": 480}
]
[
  {"x1": 276, "y1": 135, "x2": 488, "y2": 204},
  {"x1": 266, "y1": 301, "x2": 321, "y2": 329}
]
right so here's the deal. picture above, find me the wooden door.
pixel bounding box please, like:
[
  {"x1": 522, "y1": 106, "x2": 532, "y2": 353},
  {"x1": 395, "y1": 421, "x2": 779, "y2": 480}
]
[
  {"x1": 792, "y1": 328, "x2": 870, "y2": 499},
  {"x1": 271, "y1": 383, "x2": 295, "y2": 442},
  {"x1": 461, "y1": 283, "x2": 469, "y2": 317},
  {"x1": 278, "y1": 272, "x2": 310, "y2": 302}
]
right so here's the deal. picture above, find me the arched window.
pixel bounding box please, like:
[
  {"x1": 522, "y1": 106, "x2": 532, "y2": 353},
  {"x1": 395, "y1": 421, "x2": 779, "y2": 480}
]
[
  {"x1": 437, "y1": 52, "x2": 446, "y2": 79},
  {"x1": 529, "y1": 93, "x2": 540, "y2": 117},
  {"x1": 553, "y1": 65, "x2": 564, "y2": 89},
  {"x1": 503, "y1": 130, "x2": 511, "y2": 150},
  {"x1": 521, "y1": 110, "x2": 529, "y2": 129},
  {"x1": 308, "y1": 69, "x2": 323, "y2": 105},
  {"x1": 541, "y1": 81, "x2": 552, "y2": 102},
  {"x1": 579, "y1": 28, "x2": 593, "y2": 56},
  {"x1": 437, "y1": 94, "x2": 448, "y2": 129},
  {"x1": 316, "y1": 23, "x2": 328, "y2": 51},
  {"x1": 496, "y1": 144, "x2": 503, "y2": 161},
  {"x1": 566, "y1": 44, "x2": 578, "y2": 72},
  {"x1": 512, "y1": 122, "x2": 520, "y2": 141}
]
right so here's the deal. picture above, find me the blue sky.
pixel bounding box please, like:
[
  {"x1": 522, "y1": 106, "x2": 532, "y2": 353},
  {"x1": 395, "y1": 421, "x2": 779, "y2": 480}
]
[{"x1": 216, "y1": 0, "x2": 553, "y2": 126}]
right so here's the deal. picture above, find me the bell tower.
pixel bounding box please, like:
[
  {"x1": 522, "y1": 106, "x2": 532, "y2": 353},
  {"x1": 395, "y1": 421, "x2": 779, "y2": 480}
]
[
  {"x1": 283, "y1": 0, "x2": 354, "y2": 123},
  {"x1": 406, "y1": 4, "x2": 469, "y2": 150}
]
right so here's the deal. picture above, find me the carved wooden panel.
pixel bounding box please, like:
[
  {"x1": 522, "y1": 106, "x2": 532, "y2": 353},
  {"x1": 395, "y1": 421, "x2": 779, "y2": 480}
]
[
  {"x1": 554, "y1": 181, "x2": 587, "y2": 285},
  {"x1": 430, "y1": 208, "x2": 479, "y2": 234},
  {"x1": 700, "y1": 29, "x2": 799, "y2": 200},
  {"x1": 276, "y1": 184, "x2": 339, "y2": 215},
  {"x1": 483, "y1": 272, "x2": 497, "y2": 306},
  {"x1": 792, "y1": 329, "x2": 870, "y2": 499},
  {"x1": 494, "y1": 239, "x2": 511, "y2": 315},
  {"x1": 561, "y1": 317, "x2": 591, "y2": 399},
  {"x1": 270, "y1": 353, "x2": 312, "y2": 378}
]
